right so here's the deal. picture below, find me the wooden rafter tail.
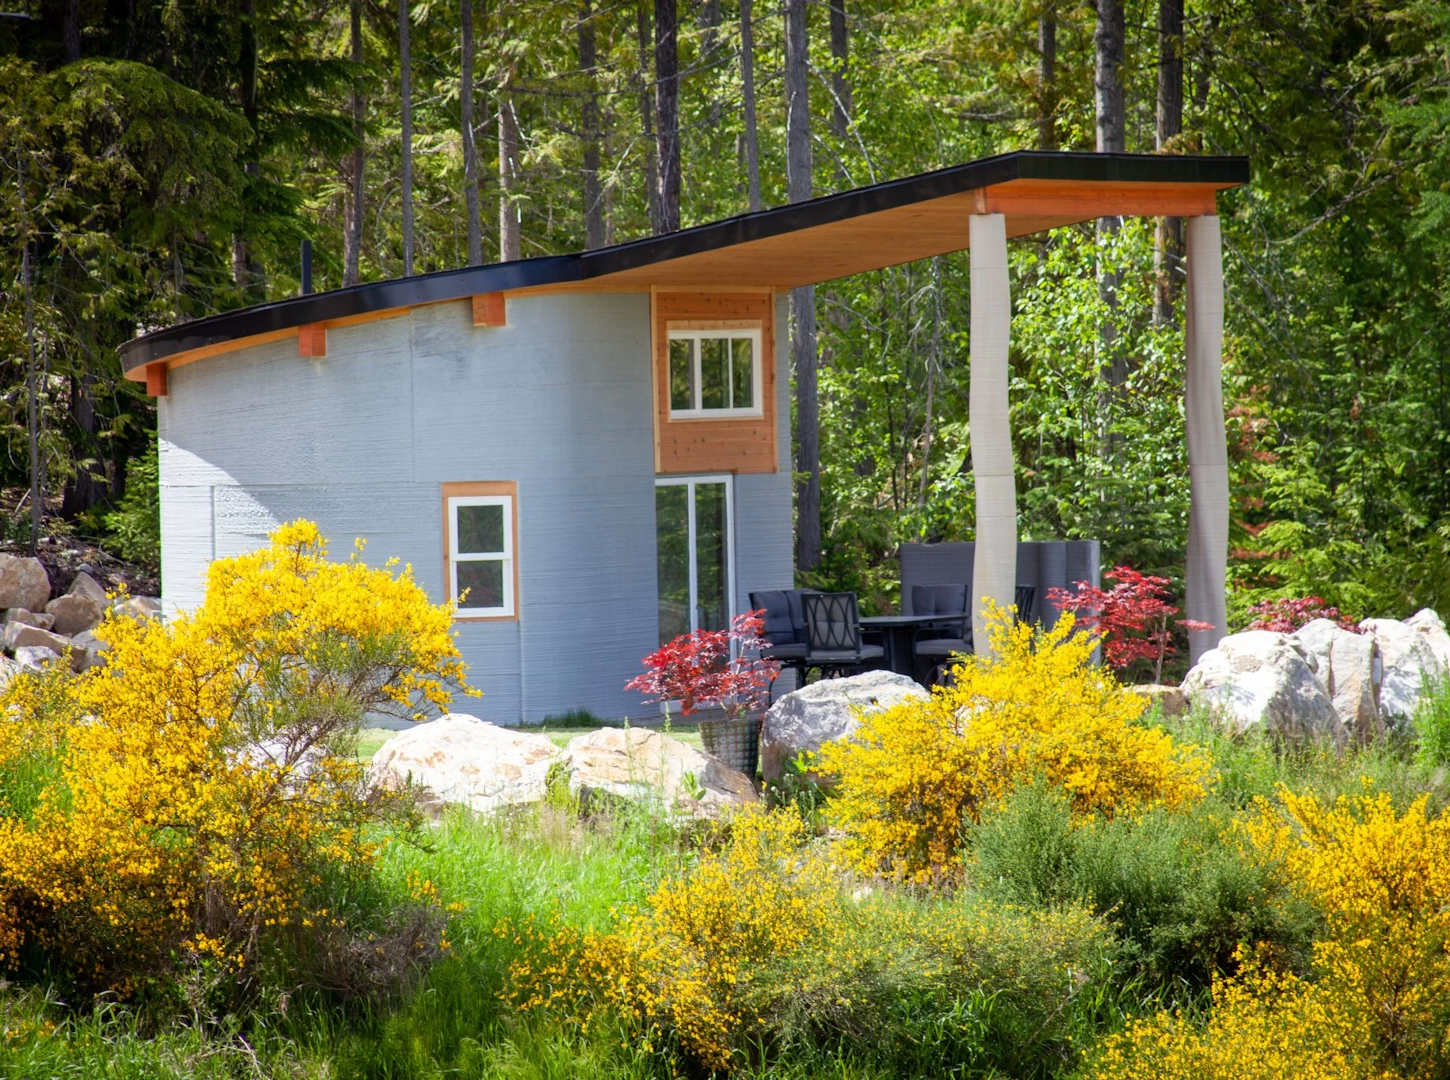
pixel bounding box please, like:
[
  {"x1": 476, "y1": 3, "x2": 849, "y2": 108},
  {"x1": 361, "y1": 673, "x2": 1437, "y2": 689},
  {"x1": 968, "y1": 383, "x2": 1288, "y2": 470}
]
[
  {"x1": 145, "y1": 364, "x2": 168, "y2": 397},
  {"x1": 298, "y1": 323, "x2": 327, "y2": 357},
  {"x1": 473, "y1": 293, "x2": 507, "y2": 327}
]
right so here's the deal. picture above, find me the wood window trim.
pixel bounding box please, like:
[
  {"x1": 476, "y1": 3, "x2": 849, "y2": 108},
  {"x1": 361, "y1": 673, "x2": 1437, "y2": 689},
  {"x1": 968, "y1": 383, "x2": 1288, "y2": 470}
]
[
  {"x1": 441, "y1": 481, "x2": 520, "y2": 622},
  {"x1": 652, "y1": 292, "x2": 778, "y2": 475}
]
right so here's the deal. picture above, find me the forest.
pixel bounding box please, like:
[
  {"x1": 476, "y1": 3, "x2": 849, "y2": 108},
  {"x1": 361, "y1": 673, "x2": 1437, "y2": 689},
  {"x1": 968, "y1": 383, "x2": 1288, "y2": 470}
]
[{"x1": 1, "y1": 0, "x2": 1449, "y2": 627}]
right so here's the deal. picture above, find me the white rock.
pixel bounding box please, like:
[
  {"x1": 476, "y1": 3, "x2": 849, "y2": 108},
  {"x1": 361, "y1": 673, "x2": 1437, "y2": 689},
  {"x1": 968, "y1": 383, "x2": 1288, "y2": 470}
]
[
  {"x1": 0, "y1": 655, "x2": 18, "y2": 689},
  {"x1": 1358, "y1": 610, "x2": 1450, "y2": 726},
  {"x1": 69, "y1": 629, "x2": 108, "y2": 673},
  {"x1": 565, "y1": 727, "x2": 756, "y2": 816},
  {"x1": 370, "y1": 713, "x2": 563, "y2": 816},
  {"x1": 111, "y1": 595, "x2": 162, "y2": 622},
  {"x1": 45, "y1": 592, "x2": 105, "y2": 636},
  {"x1": 1292, "y1": 619, "x2": 1381, "y2": 741},
  {"x1": 2, "y1": 622, "x2": 71, "y2": 656},
  {"x1": 0, "y1": 555, "x2": 50, "y2": 613},
  {"x1": 66, "y1": 571, "x2": 108, "y2": 606},
  {"x1": 13, "y1": 645, "x2": 61, "y2": 670},
  {"x1": 761, "y1": 670, "x2": 928, "y2": 782},
  {"x1": 1181, "y1": 630, "x2": 1346, "y2": 744},
  {"x1": 3, "y1": 608, "x2": 55, "y2": 631}
]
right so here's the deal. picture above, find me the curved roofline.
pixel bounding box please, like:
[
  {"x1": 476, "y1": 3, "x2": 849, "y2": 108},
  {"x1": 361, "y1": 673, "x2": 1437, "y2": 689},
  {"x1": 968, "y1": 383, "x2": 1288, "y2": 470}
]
[{"x1": 119, "y1": 149, "x2": 1249, "y2": 373}]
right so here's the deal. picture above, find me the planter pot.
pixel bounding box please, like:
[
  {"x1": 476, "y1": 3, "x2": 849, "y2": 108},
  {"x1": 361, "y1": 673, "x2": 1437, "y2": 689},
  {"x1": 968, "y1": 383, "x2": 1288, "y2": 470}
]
[{"x1": 698, "y1": 716, "x2": 761, "y2": 777}]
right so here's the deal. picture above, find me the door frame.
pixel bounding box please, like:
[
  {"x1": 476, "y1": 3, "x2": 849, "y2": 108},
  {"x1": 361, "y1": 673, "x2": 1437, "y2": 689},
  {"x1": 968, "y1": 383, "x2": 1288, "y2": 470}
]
[{"x1": 654, "y1": 473, "x2": 736, "y2": 638}]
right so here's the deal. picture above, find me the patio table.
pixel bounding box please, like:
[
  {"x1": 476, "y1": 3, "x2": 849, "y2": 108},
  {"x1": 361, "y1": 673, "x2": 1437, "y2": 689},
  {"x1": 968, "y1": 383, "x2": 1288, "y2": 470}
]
[{"x1": 858, "y1": 614, "x2": 966, "y2": 677}]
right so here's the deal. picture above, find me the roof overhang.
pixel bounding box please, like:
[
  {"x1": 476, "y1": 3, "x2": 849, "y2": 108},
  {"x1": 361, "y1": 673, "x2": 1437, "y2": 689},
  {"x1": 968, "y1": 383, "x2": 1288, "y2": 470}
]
[{"x1": 121, "y1": 149, "x2": 1248, "y2": 378}]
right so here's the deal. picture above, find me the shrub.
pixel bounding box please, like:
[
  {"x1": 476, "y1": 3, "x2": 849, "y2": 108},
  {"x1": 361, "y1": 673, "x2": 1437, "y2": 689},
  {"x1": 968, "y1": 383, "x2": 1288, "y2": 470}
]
[
  {"x1": 0, "y1": 520, "x2": 473, "y2": 995},
  {"x1": 102, "y1": 435, "x2": 161, "y2": 569},
  {"x1": 1243, "y1": 594, "x2": 1357, "y2": 633},
  {"x1": 504, "y1": 807, "x2": 1117, "y2": 1076},
  {"x1": 1087, "y1": 789, "x2": 1450, "y2": 1079},
  {"x1": 817, "y1": 608, "x2": 1209, "y2": 882},
  {"x1": 1413, "y1": 672, "x2": 1450, "y2": 770},
  {"x1": 969, "y1": 783, "x2": 1314, "y2": 991},
  {"x1": 1047, "y1": 566, "x2": 1210, "y2": 683},
  {"x1": 625, "y1": 610, "x2": 779, "y2": 718}
]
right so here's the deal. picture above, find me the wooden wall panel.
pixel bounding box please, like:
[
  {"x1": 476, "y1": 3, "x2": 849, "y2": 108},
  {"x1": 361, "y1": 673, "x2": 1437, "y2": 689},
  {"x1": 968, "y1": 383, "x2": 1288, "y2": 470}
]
[{"x1": 652, "y1": 291, "x2": 778, "y2": 475}]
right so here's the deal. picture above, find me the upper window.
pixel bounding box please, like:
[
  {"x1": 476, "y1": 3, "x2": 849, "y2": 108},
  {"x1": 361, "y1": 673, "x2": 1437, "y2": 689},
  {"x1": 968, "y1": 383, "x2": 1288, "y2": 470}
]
[
  {"x1": 667, "y1": 328, "x2": 762, "y2": 419},
  {"x1": 445, "y1": 487, "x2": 516, "y2": 618}
]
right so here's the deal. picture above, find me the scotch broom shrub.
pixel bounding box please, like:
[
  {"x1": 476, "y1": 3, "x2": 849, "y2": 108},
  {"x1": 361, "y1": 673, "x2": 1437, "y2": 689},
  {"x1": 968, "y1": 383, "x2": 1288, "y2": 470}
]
[
  {"x1": 504, "y1": 807, "x2": 1117, "y2": 1076},
  {"x1": 0, "y1": 520, "x2": 473, "y2": 996},
  {"x1": 969, "y1": 782, "x2": 1315, "y2": 992},
  {"x1": 1086, "y1": 789, "x2": 1450, "y2": 1080},
  {"x1": 818, "y1": 608, "x2": 1209, "y2": 882}
]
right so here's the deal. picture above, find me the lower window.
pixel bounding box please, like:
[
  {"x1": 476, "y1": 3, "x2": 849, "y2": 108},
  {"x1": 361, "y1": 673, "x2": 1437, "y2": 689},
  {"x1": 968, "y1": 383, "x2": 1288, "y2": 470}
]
[
  {"x1": 443, "y1": 482, "x2": 517, "y2": 619},
  {"x1": 655, "y1": 476, "x2": 733, "y2": 645}
]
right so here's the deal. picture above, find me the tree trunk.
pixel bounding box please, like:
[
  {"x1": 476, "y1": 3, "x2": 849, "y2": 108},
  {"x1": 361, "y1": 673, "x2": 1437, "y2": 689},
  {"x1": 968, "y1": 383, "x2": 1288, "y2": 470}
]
[
  {"x1": 62, "y1": 372, "x2": 107, "y2": 518},
  {"x1": 786, "y1": 0, "x2": 819, "y2": 572},
  {"x1": 740, "y1": 0, "x2": 761, "y2": 211},
  {"x1": 636, "y1": 3, "x2": 659, "y2": 229},
  {"x1": 461, "y1": 0, "x2": 482, "y2": 265},
  {"x1": 233, "y1": 0, "x2": 262, "y2": 296},
  {"x1": 828, "y1": 0, "x2": 849, "y2": 140},
  {"x1": 62, "y1": 0, "x2": 81, "y2": 62},
  {"x1": 400, "y1": 0, "x2": 415, "y2": 275},
  {"x1": 498, "y1": 91, "x2": 521, "y2": 260},
  {"x1": 579, "y1": 0, "x2": 605, "y2": 249},
  {"x1": 654, "y1": 0, "x2": 681, "y2": 233},
  {"x1": 344, "y1": 0, "x2": 365, "y2": 286},
  {"x1": 699, "y1": 0, "x2": 722, "y2": 131},
  {"x1": 1154, "y1": 0, "x2": 1184, "y2": 324},
  {"x1": 1095, "y1": 0, "x2": 1126, "y2": 439},
  {"x1": 1037, "y1": 3, "x2": 1057, "y2": 150}
]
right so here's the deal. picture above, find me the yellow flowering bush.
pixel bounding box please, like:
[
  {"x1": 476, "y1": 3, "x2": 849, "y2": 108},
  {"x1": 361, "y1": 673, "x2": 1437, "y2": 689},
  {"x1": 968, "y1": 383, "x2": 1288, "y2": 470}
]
[
  {"x1": 817, "y1": 607, "x2": 1209, "y2": 881},
  {"x1": 503, "y1": 807, "x2": 1116, "y2": 1074},
  {"x1": 1087, "y1": 790, "x2": 1450, "y2": 1079},
  {"x1": 0, "y1": 520, "x2": 472, "y2": 989}
]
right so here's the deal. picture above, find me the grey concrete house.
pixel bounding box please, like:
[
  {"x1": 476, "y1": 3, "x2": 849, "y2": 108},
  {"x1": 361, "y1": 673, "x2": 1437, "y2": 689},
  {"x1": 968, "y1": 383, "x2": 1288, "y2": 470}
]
[{"x1": 120, "y1": 151, "x2": 1247, "y2": 723}]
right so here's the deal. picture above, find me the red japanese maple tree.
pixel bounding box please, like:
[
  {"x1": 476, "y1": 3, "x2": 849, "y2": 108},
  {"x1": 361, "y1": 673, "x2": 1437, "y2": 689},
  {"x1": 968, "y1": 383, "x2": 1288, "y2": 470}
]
[
  {"x1": 626, "y1": 610, "x2": 781, "y2": 719},
  {"x1": 1245, "y1": 596, "x2": 1359, "y2": 633},
  {"x1": 1047, "y1": 566, "x2": 1212, "y2": 684}
]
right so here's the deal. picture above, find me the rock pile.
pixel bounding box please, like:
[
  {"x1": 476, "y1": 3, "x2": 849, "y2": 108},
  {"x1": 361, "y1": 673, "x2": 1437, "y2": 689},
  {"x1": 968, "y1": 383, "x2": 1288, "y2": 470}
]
[
  {"x1": 0, "y1": 553, "x2": 161, "y2": 683},
  {"x1": 369, "y1": 714, "x2": 757, "y2": 821},
  {"x1": 1181, "y1": 608, "x2": 1450, "y2": 742}
]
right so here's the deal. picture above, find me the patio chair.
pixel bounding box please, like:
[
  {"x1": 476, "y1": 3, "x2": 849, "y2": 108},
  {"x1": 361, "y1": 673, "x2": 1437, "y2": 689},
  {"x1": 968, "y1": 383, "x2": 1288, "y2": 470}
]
[
  {"x1": 912, "y1": 584, "x2": 1039, "y2": 686},
  {"x1": 801, "y1": 592, "x2": 883, "y2": 681},
  {"x1": 749, "y1": 589, "x2": 810, "y2": 698},
  {"x1": 910, "y1": 584, "x2": 972, "y2": 686}
]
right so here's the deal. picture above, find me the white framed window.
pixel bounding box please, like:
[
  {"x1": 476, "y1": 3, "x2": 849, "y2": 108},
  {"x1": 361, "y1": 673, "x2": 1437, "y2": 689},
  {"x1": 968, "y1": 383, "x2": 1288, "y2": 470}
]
[
  {"x1": 667, "y1": 328, "x2": 763, "y2": 419},
  {"x1": 444, "y1": 486, "x2": 516, "y2": 618}
]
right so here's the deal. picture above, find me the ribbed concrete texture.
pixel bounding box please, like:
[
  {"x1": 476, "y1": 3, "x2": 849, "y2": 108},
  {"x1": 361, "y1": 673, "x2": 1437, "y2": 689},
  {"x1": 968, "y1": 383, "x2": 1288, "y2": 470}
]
[
  {"x1": 1184, "y1": 215, "x2": 1228, "y2": 663},
  {"x1": 968, "y1": 213, "x2": 1017, "y2": 654}
]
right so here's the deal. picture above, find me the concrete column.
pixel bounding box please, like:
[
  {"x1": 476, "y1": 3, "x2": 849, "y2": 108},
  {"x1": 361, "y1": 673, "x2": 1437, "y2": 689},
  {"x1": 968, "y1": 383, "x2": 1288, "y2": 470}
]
[
  {"x1": 1184, "y1": 214, "x2": 1228, "y2": 663},
  {"x1": 969, "y1": 213, "x2": 1016, "y2": 653}
]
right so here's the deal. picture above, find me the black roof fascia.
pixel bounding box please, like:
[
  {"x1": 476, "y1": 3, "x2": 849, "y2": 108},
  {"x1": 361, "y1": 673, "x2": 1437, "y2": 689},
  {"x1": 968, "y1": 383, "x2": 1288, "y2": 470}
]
[{"x1": 119, "y1": 150, "x2": 1248, "y2": 373}]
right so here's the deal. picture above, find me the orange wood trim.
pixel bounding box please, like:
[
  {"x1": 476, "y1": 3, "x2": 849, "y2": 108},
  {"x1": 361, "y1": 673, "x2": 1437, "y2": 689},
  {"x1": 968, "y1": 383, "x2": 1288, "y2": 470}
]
[
  {"x1": 472, "y1": 293, "x2": 507, "y2": 326},
  {"x1": 123, "y1": 327, "x2": 298, "y2": 381},
  {"x1": 441, "y1": 480, "x2": 520, "y2": 622},
  {"x1": 979, "y1": 180, "x2": 1221, "y2": 219},
  {"x1": 145, "y1": 364, "x2": 168, "y2": 397},
  {"x1": 652, "y1": 292, "x2": 778, "y2": 475},
  {"x1": 297, "y1": 323, "x2": 327, "y2": 357}
]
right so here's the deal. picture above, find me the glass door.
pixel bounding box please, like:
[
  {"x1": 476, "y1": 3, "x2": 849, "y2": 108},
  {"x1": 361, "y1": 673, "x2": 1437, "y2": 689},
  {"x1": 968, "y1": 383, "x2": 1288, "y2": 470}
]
[{"x1": 655, "y1": 476, "x2": 734, "y2": 645}]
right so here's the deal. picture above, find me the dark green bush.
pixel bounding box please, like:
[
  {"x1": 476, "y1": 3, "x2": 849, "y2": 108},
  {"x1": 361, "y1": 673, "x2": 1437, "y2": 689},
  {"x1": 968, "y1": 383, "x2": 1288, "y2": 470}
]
[
  {"x1": 966, "y1": 782, "x2": 1316, "y2": 993},
  {"x1": 1414, "y1": 674, "x2": 1450, "y2": 771}
]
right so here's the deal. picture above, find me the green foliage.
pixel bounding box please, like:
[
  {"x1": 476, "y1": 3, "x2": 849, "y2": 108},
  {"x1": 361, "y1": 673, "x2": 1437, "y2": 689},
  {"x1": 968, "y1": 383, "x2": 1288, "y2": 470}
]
[
  {"x1": 102, "y1": 436, "x2": 160, "y2": 569},
  {"x1": 1413, "y1": 674, "x2": 1450, "y2": 771},
  {"x1": 967, "y1": 782, "x2": 1316, "y2": 993}
]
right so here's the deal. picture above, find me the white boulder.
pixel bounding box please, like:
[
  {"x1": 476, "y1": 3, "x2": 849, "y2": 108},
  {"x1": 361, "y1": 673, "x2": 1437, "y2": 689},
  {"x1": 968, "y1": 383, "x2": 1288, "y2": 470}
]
[
  {"x1": 1358, "y1": 609, "x2": 1450, "y2": 726},
  {"x1": 2, "y1": 622, "x2": 72, "y2": 656},
  {"x1": 3, "y1": 608, "x2": 55, "y2": 631},
  {"x1": 13, "y1": 645, "x2": 61, "y2": 670},
  {"x1": 66, "y1": 572, "x2": 109, "y2": 606},
  {"x1": 68, "y1": 629, "x2": 108, "y2": 673},
  {"x1": 761, "y1": 670, "x2": 928, "y2": 782},
  {"x1": 0, "y1": 555, "x2": 50, "y2": 614},
  {"x1": 565, "y1": 726, "x2": 756, "y2": 815},
  {"x1": 371, "y1": 713, "x2": 563, "y2": 817},
  {"x1": 45, "y1": 592, "x2": 105, "y2": 636},
  {"x1": 1181, "y1": 630, "x2": 1345, "y2": 744},
  {"x1": 1293, "y1": 619, "x2": 1381, "y2": 741},
  {"x1": 111, "y1": 595, "x2": 162, "y2": 622}
]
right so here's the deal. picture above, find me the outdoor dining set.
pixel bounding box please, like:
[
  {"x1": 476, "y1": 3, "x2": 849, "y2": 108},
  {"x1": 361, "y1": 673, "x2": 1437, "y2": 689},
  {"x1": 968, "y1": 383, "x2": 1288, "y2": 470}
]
[{"x1": 749, "y1": 584, "x2": 1037, "y2": 692}]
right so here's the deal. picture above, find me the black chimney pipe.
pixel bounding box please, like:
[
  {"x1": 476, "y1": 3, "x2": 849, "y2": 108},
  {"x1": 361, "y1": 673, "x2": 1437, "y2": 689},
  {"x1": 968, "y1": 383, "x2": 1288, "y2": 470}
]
[{"x1": 300, "y1": 239, "x2": 313, "y2": 295}]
